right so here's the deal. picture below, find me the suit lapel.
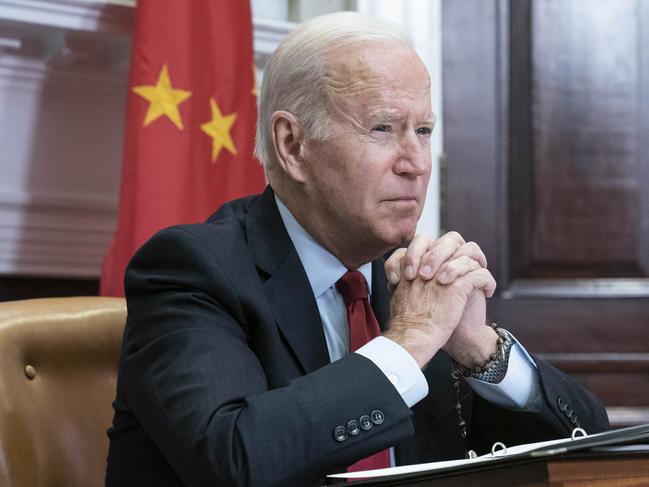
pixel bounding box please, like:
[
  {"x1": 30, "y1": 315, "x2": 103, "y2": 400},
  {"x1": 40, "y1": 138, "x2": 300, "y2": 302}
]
[{"x1": 246, "y1": 187, "x2": 330, "y2": 374}]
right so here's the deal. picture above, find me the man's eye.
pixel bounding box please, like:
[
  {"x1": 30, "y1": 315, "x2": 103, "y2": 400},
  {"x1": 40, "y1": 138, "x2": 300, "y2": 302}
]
[
  {"x1": 372, "y1": 125, "x2": 391, "y2": 132},
  {"x1": 416, "y1": 127, "x2": 432, "y2": 136}
]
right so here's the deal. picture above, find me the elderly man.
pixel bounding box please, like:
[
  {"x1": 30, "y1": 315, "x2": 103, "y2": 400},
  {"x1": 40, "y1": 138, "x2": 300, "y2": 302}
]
[{"x1": 105, "y1": 12, "x2": 608, "y2": 487}]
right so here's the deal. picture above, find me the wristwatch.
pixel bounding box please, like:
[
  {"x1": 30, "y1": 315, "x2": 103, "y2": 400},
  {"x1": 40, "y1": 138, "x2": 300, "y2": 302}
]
[{"x1": 453, "y1": 327, "x2": 514, "y2": 384}]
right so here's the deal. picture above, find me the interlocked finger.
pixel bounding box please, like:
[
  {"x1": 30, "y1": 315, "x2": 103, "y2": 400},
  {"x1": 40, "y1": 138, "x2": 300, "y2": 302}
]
[
  {"x1": 417, "y1": 231, "x2": 466, "y2": 280},
  {"x1": 384, "y1": 232, "x2": 470, "y2": 287},
  {"x1": 460, "y1": 268, "x2": 497, "y2": 297},
  {"x1": 400, "y1": 234, "x2": 436, "y2": 280},
  {"x1": 449, "y1": 241, "x2": 487, "y2": 269},
  {"x1": 385, "y1": 248, "x2": 407, "y2": 286},
  {"x1": 437, "y1": 255, "x2": 482, "y2": 285}
]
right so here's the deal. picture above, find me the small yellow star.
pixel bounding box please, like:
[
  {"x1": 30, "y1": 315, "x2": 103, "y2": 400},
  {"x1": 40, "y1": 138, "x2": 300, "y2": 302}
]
[
  {"x1": 200, "y1": 98, "x2": 237, "y2": 162},
  {"x1": 132, "y1": 64, "x2": 192, "y2": 130},
  {"x1": 251, "y1": 63, "x2": 258, "y2": 97}
]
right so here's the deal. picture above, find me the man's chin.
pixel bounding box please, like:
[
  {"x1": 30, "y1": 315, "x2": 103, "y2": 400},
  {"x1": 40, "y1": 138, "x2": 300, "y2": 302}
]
[{"x1": 381, "y1": 226, "x2": 417, "y2": 249}]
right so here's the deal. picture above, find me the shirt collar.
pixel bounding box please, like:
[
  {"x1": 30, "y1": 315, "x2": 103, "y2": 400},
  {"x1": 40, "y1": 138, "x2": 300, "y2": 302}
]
[{"x1": 274, "y1": 194, "x2": 373, "y2": 298}]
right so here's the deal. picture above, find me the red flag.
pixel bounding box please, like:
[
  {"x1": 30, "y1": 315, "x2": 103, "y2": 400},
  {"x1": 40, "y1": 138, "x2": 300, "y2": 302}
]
[{"x1": 100, "y1": 0, "x2": 265, "y2": 296}]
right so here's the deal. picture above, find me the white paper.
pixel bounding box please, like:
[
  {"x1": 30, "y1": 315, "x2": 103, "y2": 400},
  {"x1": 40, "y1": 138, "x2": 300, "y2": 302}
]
[{"x1": 328, "y1": 429, "x2": 617, "y2": 480}]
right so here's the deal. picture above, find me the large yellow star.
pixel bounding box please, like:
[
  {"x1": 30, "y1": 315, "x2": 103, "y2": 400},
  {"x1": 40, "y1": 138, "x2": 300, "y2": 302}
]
[
  {"x1": 200, "y1": 98, "x2": 237, "y2": 162},
  {"x1": 132, "y1": 64, "x2": 192, "y2": 130}
]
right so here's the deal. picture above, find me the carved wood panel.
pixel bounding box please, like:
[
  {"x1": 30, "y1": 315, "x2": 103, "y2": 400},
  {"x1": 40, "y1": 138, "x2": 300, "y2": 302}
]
[
  {"x1": 443, "y1": 0, "x2": 649, "y2": 425},
  {"x1": 528, "y1": 0, "x2": 647, "y2": 278}
]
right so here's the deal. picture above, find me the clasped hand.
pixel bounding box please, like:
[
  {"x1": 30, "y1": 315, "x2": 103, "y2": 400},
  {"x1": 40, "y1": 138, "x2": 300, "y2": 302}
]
[{"x1": 383, "y1": 232, "x2": 499, "y2": 369}]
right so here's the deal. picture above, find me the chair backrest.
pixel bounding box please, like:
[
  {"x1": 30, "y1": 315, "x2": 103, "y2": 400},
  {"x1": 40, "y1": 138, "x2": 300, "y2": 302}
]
[{"x1": 0, "y1": 297, "x2": 126, "y2": 487}]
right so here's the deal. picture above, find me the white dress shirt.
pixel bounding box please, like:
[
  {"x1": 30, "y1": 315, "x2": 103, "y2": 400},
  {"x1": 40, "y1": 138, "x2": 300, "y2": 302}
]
[{"x1": 274, "y1": 195, "x2": 540, "y2": 411}]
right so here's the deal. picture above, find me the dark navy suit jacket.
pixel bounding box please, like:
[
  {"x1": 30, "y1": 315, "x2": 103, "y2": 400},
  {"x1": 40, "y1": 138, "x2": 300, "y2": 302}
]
[{"x1": 105, "y1": 186, "x2": 609, "y2": 487}]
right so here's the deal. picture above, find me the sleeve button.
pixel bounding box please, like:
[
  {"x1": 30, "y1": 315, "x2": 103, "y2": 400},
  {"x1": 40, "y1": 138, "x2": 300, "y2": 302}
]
[
  {"x1": 359, "y1": 415, "x2": 373, "y2": 431},
  {"x1": 347, "y1": 419, "x2": 360, "y2": 436},
  {"x1": 370, "y1": 409, "x2": 385, "y2": 425},
  {"x1": 334, "y1": 425, "x2": 348, "y2": 442}
]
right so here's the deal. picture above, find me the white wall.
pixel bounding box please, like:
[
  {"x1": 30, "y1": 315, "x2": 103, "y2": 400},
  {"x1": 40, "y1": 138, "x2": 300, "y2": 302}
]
[{"x1": 0, "y1": 0, "x2": 441, "y2": 278}]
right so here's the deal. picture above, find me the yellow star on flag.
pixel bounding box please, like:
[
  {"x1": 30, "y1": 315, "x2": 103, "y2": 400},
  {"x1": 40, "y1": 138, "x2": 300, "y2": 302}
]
[
  {"x1": 200, "y1": 98, "x2": 237, "y2": 162},
  {"x1": 132, "y1": 64, "x2": 192, "y2": 130}
]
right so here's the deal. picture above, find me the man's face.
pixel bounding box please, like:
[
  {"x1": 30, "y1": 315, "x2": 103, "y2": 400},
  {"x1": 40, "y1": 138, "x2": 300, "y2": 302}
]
[{"x1": 300, "y1": 42, "x2": 433, "y2": 263}]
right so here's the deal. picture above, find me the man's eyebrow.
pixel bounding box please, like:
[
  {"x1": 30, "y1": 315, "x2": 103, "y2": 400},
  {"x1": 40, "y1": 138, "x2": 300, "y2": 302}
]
[
  {"x1": 365, "y1": 109, "x2": 436, "y2": 125},
  {"x1": 366, "y1": 109, "x2": 403, "y2": 122}
]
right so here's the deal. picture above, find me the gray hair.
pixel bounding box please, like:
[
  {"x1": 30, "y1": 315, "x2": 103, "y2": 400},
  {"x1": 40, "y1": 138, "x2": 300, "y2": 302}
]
[{"x1": 255, "y1": 11, "x2": 411, "y2": 169}]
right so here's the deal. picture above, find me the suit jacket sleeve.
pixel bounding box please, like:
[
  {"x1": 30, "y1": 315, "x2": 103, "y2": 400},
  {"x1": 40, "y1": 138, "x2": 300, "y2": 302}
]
[
  {"x1": 467, "y1": 356, "x2": 609, "y2": 453},
  {"x1": 395, "y1": 348, "x2": 609, "y2": 465},
  {"x1": 118, "y1": 226, "x2": 413, "y2": 487}
]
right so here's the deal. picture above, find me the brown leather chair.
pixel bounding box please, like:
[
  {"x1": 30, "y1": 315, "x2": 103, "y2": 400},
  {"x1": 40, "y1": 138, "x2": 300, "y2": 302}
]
[{"x1": 0, "y1": 297, "x2": 126, "y2": 487}]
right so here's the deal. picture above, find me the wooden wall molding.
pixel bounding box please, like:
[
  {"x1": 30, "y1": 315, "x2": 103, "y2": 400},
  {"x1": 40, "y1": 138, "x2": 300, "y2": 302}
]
[
  {"x1": 0, "y1": 56, "x2": 129, "y2": 92},
  {"x1": 536, "y1": 353, "x2": 649, "y2": 373},
  {"x1": 0, "y1": 0, "x2": 134, "y2": 33},
  {"x1": 0, "y1": 188, "x2": 117, "y2": 211},
  {"x1": 0, "y1": 189, "x2": 117, "y2": 277},
  {"x1": 503, "y1": 279, "x2": 649, "y2": 299},
  {"x1": 607, "y1": 407, "x2": 649, "y2": 428},
  {"x1": 0, "y1": 0, "x2": 295, "y2": 45}
]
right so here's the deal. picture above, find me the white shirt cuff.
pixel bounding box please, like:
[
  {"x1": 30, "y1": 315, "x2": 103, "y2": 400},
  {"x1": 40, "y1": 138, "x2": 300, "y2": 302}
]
[
  {"x1": 355, "y1": 336, "x2": 429, "y2": 407},
  {"x1": 464, "y1": 334, "x2": 540, "y2": 410}
]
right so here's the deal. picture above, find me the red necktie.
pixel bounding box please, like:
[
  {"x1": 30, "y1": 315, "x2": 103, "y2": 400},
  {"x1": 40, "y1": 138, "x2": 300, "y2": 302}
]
[{"x1": 336, "y1": 271, "x2": 391, "y2": 473}]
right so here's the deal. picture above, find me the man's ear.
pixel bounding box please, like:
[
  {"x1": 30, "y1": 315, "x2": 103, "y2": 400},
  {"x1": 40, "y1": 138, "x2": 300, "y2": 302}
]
[{"x1": 270, "y1": 111, "x2": 308, "y2": 183}]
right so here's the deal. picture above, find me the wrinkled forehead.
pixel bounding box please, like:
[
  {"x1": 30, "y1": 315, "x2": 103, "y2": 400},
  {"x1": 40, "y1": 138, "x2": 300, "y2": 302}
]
[{"x1": 323, "y1": 40, "x2": 431, "y2": 112}]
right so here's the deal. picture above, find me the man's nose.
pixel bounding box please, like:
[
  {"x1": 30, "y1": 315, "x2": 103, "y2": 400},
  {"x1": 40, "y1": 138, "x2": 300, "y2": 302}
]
[{"x1": 393, "y1": 132, "x2": 429, "y2": 177}]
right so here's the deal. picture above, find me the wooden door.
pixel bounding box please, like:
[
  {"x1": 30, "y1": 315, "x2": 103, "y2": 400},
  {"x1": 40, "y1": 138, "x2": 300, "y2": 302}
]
[{"x1": 442, "y1": 0, "x2": 649, "y2": 426}]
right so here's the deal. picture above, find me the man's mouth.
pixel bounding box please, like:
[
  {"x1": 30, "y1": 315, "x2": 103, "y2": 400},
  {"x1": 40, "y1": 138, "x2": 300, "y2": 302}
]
[{"x1": 384, "y1": 196, "x2": 418, "y2": 203}]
